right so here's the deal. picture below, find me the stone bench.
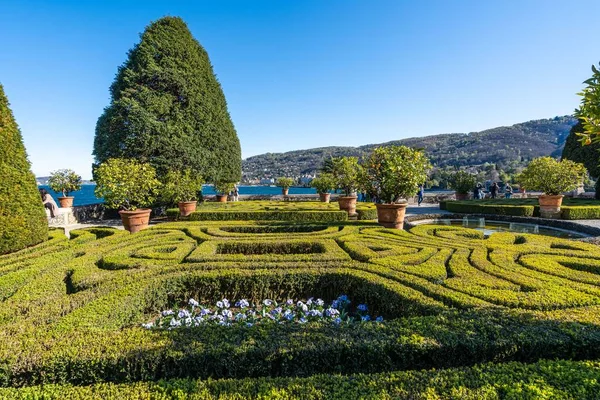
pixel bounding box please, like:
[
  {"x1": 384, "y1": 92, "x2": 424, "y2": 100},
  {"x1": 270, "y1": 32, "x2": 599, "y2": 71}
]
[{"x1": 46, "y1": 207, "x2": 78, "y2": 226}]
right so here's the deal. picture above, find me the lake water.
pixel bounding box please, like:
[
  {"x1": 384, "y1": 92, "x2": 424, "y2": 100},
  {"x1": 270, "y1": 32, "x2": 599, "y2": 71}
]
[
  {"x1": 39, "y1": 185, "x2": 323, "y2": 206},
  {"x1": 39, "y1": 185, "x2": 452, "y2": 206}
]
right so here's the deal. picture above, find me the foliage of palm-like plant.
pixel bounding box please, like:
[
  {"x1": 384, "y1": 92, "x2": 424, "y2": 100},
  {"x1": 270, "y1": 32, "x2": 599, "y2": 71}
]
[
  {"x1": 576, "y1": 62, "x2": 600, "y2": 145},
  {"x1": 516, "y1": 157, "x2": 587, "y2": 196},
  {"x1": 94, "y1": 158, "x2": 161, "y2": 210},
  {"x1": 363, "y1": 146, "x2": 431, "y2": 203},
  {"x1": 48, "y1": 169, "x2": 82, "y2": 197}
]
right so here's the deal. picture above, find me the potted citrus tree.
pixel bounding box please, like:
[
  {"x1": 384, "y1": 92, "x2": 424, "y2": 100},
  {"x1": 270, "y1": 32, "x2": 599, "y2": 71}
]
[
  {"x1": 310, "y1": 173, "x2": 335, "y2": 202},
  {"x1": 162, "y1": 169, "x2": 204, "y2": 217},
  {"x1": 276, "y1": 177, "x2": 294, "y2": 196},
  {"x1": 331, "y1": 156, "x2": 363, "y2": 215},
  {"x1": 94, "y1": 158, "x2": 161, "y2": 233},
  {"x1": 48, "y1": 169, "x2": 82, "y2": 208},
  {"x1": 516, "y1": 157, "x2": 587, "y2": 218},
  {"x1": 448, "y1": 170, "x2": 476, "y2": 201},
  {"x1": 214, "y1": 181, "x2": 235, "y2": 202},
  {"x1": 363, "y1": 146, "x2": 431, "y2": 229}
]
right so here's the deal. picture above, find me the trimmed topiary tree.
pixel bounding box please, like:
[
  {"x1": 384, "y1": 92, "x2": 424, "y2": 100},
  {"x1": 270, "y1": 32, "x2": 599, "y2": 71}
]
[
  {"x1": 93, "y1": 16, "x2": 242, "y2": 182},
  {"x1": 0, "y1": 83, "x2": 48, "y2": 254}
]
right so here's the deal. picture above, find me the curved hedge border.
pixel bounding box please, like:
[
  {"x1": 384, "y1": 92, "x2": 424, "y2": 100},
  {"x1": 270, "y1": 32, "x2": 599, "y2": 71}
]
[
  {"x1": 1, "y1": 359, "x2": 598, "y2": 399},
  {"x1": 2, "y1": 220, "x2": 600, "y2": 389},
  {"x1": 442, "y1": 198, "x2": 600, "y2": 220}
]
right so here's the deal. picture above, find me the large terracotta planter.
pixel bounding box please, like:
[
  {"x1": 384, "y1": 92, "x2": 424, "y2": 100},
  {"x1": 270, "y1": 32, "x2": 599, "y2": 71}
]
[
  {"x1": 319, "y1": 193, "x2": 331, "y2": 203},
  {"x1": 216, "y1": 194, "x2": 228, "y2": 203},
  {"x1": 338, "y1": 196, "x2": 358, "y2": 215},
  {"x1": 178, "y1": 201, "x2": 197, "y2": 217},
  {"x1": 58, "y1": 196, "x2": 74, "y2": 208},
  {"x1": 455, "y1": 193, "x2": 470, "y2": 201},
  {"x1": 119, "y1": 209, "x2": 152, "y2": 233},
  {"x1": 282, "y1": 188, "x2": 289, "y2": 196},
  {"x1": 538, "y1": 194, "x2": 563, "y2": 218},
  {"x1": 376, "y1": 203, "x2": 408, "y2": 229}
]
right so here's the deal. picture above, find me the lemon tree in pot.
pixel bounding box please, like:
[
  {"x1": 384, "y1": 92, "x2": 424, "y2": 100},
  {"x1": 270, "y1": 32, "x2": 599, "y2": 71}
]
[
  {"x1": 364, "y1": 146, "x2": 431, "y2": 229},
  {"x1": 48, "y1": 169, "x2": 82, "y2": 207},
  {"x1": 331, "y1": 156, "x2": 363, "y2": 215},
  {"x1": 94, "y1": 158, "x2": 161, "y2": 233},
  {"x1": 162, "y1": 169, "x2": 204, "y2": 217},
  {"x1": 276, "y1": 177, "x2": 294, "y2": 196},
  {"x1": 516, "y1": 157, "x2": 586, "y2": 218},
  {"x1": 448, "y1": 170, "x2": 476, "y2": 201},
  {"x1": 214, "y1": 181, "x2": 235, "y2": 202},
  {"x1": 310, "y1": 173, "x2": 335, "y2": 202}
]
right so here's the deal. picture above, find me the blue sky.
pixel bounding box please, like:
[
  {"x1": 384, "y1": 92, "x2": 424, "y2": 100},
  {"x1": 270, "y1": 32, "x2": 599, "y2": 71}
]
[{"x1": 1, "y1": 0, "x2": 599, "y2": 179}]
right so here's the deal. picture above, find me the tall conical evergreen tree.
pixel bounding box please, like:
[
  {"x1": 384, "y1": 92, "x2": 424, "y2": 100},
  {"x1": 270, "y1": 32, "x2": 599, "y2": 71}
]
[
  {"x1": 562, "y1": 121, "x2": 600, "y2": 178},
  {"x1": 0, "y1": 84, "x2": 48, "y2": 254},
  {"x1": 93, "y1": 16, "x2": 242, "y2": 182}
]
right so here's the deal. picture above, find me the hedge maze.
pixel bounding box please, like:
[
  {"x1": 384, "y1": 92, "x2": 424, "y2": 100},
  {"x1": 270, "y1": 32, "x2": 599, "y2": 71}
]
[{"x1": 1, "y1": 220, "x2": 600, "y2": 398}]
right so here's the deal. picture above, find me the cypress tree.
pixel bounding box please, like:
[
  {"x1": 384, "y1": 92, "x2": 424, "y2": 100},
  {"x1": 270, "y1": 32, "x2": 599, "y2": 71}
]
[
  {"x1": 0, "y1": 83, "x2": 48, "y2": 254},
  {"x1": 93, "y1": 16, "x2": 242, "y2": 182}
]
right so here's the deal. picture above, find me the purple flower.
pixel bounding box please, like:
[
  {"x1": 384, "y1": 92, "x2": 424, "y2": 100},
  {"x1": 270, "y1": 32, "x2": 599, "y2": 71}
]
[
  {"x1": 178, "y1": 309, "x2": 191, "y2": 319},
  {"x1": 286, "y1": 299, "x2": 294, "y2": 305}
]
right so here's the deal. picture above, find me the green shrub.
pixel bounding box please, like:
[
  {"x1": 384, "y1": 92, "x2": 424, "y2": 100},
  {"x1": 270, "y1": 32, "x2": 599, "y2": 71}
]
[
  {"x1": 188, "y1": 210, "x2": 348, "y2": 222},
  {"x1": 94, "y1": 158, "x2": 161, "y2": 210},
  {"x1": 310, "y1": 173, "x2": 335, "y2": 194},
  {"x1": 0, "y1": 84, "x2": 48, "y2": 254},
  {"x1": 331, "y1": 156, "x2": 362, "y2": 196},
  {"x1": 48, "y1": 169, "x2": 82, "y2": 197},
  {"x1": 445, "y1": 201, "x2": 535, "y2": 216},
  {"x1": 275, "y1": 177, "x2": 294, "y2": 190},
  {"x1": 448, "y1": 170, "x2": 477, "y2": 195},
  {"x1": 161, "y1": 169, "x2": 204, "y2": 203},
  {"x1": 516, "y1": 157, "x2": 586, "y2": 195}
]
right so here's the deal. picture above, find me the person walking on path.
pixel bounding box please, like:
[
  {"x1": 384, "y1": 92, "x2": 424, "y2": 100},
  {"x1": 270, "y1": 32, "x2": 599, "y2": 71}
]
[
  {"x1": 417, "y1": 184, "x2": 424, "y2": 206},
  {"x1": 40, "y1": 188, "x2": 58, "y2": 218},
  {"x1": 490, "y1": 182, "x2": 499, "y2": 199},
  {"x1": 233, "y1": 185, "x2": 239, "y2": 202},
  {"x1": 474, "y1": 183, "x2": 483, "y2": 200},
  {"x1": 505, "y1": 184, "x2": 513, "y2": 199}
]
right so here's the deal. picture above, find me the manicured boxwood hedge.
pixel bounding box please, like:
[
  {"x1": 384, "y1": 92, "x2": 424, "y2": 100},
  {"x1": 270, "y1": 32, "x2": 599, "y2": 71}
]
[
  {"x1": 1, "y1": 359, "x2": 598, "y2": 399},
  {"x1": 444, "y1": 198, "x2": 600, "y2": 219},
  {"x1": 166, "y1": 200, "x2": 379, "y2": 221},
  {"x1": 2, "y1": 219, "x2": 600, "y2": 393}
]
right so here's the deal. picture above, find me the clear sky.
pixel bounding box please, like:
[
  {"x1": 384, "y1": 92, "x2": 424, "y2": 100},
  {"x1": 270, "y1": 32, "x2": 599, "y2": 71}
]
[{"x1": 1, "y1": 0, "x2": 599, "y2": 179}]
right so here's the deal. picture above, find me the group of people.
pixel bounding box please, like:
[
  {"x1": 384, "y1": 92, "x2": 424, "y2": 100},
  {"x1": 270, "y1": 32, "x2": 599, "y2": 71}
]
[{"x1": 473, "y1": 182, "x2": 513, "y2": 200}]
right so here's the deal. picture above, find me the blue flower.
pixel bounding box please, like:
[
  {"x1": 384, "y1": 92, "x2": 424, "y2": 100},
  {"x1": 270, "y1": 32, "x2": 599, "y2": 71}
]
[
  {"x1": 338, "y1": 295, "x2": 349, "y2": 302},
  {"x1": 200, "y1": 308, "x2": 211, "y2": 316},
  {"x1": 332, "y1": 300, "x2": 339, "y2": 309},
  {"x1": 361, "y1": 315, "x2": 371, "y2": 322},
  {"x1": 299, "y1": 317, "x2": 308, "y2": 324},
  {"x1": 376, "y1": 316, "x2": 384, "y2": 322},
  {"x1": 357, "y1": 304, "x2": 368, "y2": 312},
  {"x1": 333, "y1": 317, "x2": 342, "y2": 325}
]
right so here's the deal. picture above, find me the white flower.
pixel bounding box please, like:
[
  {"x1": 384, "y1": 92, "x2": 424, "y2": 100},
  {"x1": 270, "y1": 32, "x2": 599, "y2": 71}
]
[
  {"x1": 263, "y1": 299, "x2": 273, "y2": 306},
  {"x1": 286, "y1": 299, "x2": 294, "y2": 305},
  {"x1": 316, "y1": 298, "x2": 324, "y2": 306},
  {"x1": 297, "y1": 301, "x2": 308, "y2": 312},
  {"x1": 161, "y1": 310, "x2": 174, "y2": 316},
  {"x1": 221, "y1": 309, "x2": 233, "y2": 319},
  {"x1": 141, "y1": 323, "x2": 153, "y2": 329},
  {"x1": 216, "y1": 301, "x2": 224, "y2": 308},
  {"x1": 222, "y1": 298, "x2": 230, "y2": 308},
  {"x1": 236, "y1": 299, "x2": 250, "y2": 308},
  {"x1": 188, "y1": 298, "x2": 199, "y2": 307},
  {"x1": 307, "y1": 297, "x2": 314, "y2": 305},
  {"x1": 169, "y1": 318, "x2": 181, "y2": 327},
  {"x1": 178, "y1": 309, "x2": 191, "y2": 319}
]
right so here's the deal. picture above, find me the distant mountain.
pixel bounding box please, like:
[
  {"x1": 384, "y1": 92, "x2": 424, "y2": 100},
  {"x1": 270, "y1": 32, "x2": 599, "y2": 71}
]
[{"x1": 242, "y1": 116, "x2": 577, "y2": 180}]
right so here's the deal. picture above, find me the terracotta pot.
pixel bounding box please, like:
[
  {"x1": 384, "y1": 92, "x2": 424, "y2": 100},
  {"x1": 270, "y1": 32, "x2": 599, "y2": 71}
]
[
  {"x1": 58, "y1": 196, "x2": 74, "y2": 208},
  {"x1": 538, "y1": 194, "x2": 563, "y2": 212},
  {"x1": 319, "y1": 193, "x2": 331, "y2": 203},
  {"x1": 178, "y1": 201, "x2": 197, "y2": 217},
  {"x1": 216, "y1": 194, "x2": 228, "y2": 203},
  {"x1": 376, "y1": 203, "x2": 408, "y2": 229},
  {"x1": 119, "y1": 209, "x2": 152, "y2": 233},
  {"x1": 455, "y1": 193, "x2": 470, "y2": 201},
  {"x1": 338, "y1": 196, "x2": 358, "y2": 215},
  {"x1": 282, "y1": 188, "x2": 289, "y2": 196}
]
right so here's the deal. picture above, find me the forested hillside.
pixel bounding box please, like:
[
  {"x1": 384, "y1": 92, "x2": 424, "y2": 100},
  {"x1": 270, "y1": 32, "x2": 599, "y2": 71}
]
[{"x1": 242, "y1": 116, "x2": 577, "y2": 183}]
